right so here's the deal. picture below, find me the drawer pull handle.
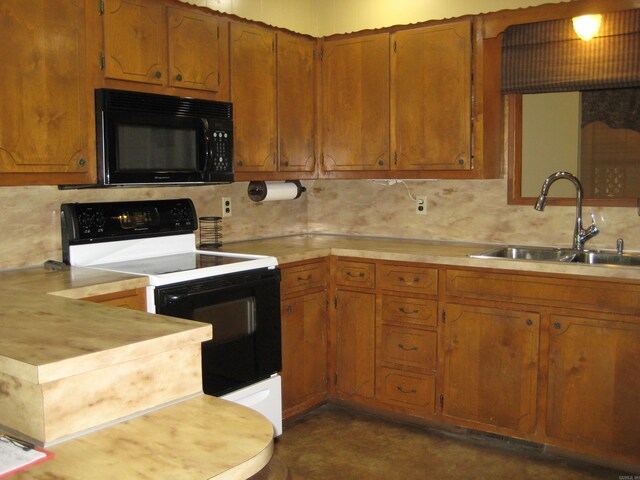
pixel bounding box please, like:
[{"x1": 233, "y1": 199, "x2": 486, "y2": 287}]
[
  {"x1": 398, "y1": 276, "x2": 420, "y2": 283},
  {"x1": 398, "y1": 344, "x2": 418, "y2": 351},
  {"x1": 346, "y1": 271, "x2": 365, "y2": 278},
  {"x1": 399, "y1": 307, "x2": 419, "y2": 315},
  {"x1": 297, "y1": 275, "x2": 311, "y2": 281},
  {"x1": 396, "y1": 386, "x2": 417, "y2": 394}
]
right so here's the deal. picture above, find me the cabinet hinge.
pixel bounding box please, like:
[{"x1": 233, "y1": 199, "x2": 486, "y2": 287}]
[
  {"x1": 440, "y1": 393, "x2": 444, "y2": 409},
  {"x1": 99, "y1": 51, "x2": 105, "y2": 71},
  {"x1": 393, "y1": 151, "x2": 397, "y2": 165},
  {"x1": 98, "y1": 0, "x2": 104, "y2": 15},
  {"x1": 218, "y1": 72, "x2": 221, "y2": 85},
  {"x1": 320, "y1": 48, "x2": 324, "y2": 61},
  {"x1": 441, "y1": 309, "x2": 446, "y2": 323},
  {"x1": 393, "y1": 40, "x2": 397, "y2": 52},
  {"x1": 334, "y1": 295, "x2": 337, "y2": 308},
  {"x1": 334, "y1": 372, "x2": 338, "y2": 385}
]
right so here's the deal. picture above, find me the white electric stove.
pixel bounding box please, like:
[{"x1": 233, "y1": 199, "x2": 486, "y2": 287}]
[{"x1": 61, "y1": 199, "x2": 283, "y2": 436}]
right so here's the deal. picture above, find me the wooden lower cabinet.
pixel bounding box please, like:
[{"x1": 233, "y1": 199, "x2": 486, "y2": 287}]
[
  {"x1": 547, "y1": 313, "x2": 640, "y2": 462},
  {"x1": 334, "y1": 288, "x2": 376, "y2": 399},
  {"x1": 280, "y1": 260, "x2": 329, "y2": 418},
  {"x1": 281, "y1": 291, "x2": 328, "y2": 417},
  {"x1": 441, "y1": 303, "x2": 540, "y2": 434},
  {"x1": 82, "y1": 288, "x2": 147, "y2": 311}
]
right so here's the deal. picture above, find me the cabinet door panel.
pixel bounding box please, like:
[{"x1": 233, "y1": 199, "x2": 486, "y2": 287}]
[
  {"x1": 0, "y1": 0, "x2": 90, "y2": 182},
  {"x1": 322, "y1": 34, "x2": 390, "y2": 171},
  {"x1": 377, "y1": 367, "x2": 436, "y2": 414},
  {"x1": 442, "y1": 303, "x2": 539, "y2": 434},
  {"x1": 547, "y1": 314, "x2": 640, "y2": 460},
  {"x1": 335, "y1": 289, "x2": 375, "y2": 398},
  {"x1": 380, "y1": 325, "x2": 436, "y2": 372},
  {"x1": 230, "y1": 23, "x2": 277, "y2": 172},
  {"x1": 278, "y1": 33, "x2": 316, "y2": 172},
  {"x1": 281, "y1": 292, "x2": 327, "y2": 411},
  {"x1": 392, "y1": 21, "x2": 471, "y2": 171},
  {"x1": 103, "y1": 0, "x2": 166, "y2": 84},
  {"x1": 168, "y1": 7, "x2": 219, "y2": 91}
]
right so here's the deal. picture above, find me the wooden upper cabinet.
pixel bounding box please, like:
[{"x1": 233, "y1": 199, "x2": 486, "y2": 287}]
[
  {"x1": 277, "y1": 33, "x2": 317, "y2": 173},
  {"x1": 391, "y1": 21, "x2": 472, "y2": 171},
  {"x1": 442, "y1": 303, "x2": 540, "y2": 434},
  {"x1": 103, "y1": 0, "x2": 221, "y2": 92},
  {"x1": 0, "y1": 0, "x2": 93, "y2": 185},
  {"x1": 167, "y1": 7, "x2": 219, "y2": 91},
  {"x1": 322, "y1": 33, "x2": 390, "y2": 172},
  {"x1": 103, "y1": 0, "x2": 166, "y2": 84},
  {"x1": 230, "y1": 22, "x2": 278, "y2": 172},
  {"x1": 547, "y1": 314, "x2": 640, "y2": 462}
]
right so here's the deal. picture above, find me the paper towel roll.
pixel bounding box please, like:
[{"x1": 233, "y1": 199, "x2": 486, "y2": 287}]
[{"x1": 248, "y1": 181, "x2": 306, "y2": 202}]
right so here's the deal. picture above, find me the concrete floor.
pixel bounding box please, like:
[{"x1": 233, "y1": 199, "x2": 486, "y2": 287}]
[{"x1": 273, "y1": 404, "x2": 625, "y2": 480}]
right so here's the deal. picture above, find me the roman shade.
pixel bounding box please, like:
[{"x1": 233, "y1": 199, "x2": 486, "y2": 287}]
[{"x1": 501, "y1": 9, "x2": 640, "y2": 93}]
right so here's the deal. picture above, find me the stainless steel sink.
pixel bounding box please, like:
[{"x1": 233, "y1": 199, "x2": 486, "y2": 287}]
[{"x1": 470, "y1": 246, "x2": 640, "y2": 267}]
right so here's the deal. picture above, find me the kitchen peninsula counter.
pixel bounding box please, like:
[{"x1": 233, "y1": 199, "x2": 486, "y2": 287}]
[
  {"x1": 220, "y1": 234, "x2": 640, "y2": 281},
  {"x1": 12, "y1": 394, "x2": 274, "y2": 480}
]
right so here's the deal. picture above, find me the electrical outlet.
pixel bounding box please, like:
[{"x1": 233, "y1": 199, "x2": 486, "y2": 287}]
[
  {"x1": 222, "y1": 197, "x2": 232, "y2": 217},
  {"x1": 416, "y1": 196, "x2": 427, "y2": 215}
]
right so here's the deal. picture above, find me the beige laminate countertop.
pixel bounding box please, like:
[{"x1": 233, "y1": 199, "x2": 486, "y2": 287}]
[
  {"x1": 0, "y1": 266, "x2": 211, "y2": 383},
  {"x1": 220, "y1": 234, "x2": 640, "y2": 281},
  {"x1": 12, "y1": 394, "x2": 274, "y2": 480}
]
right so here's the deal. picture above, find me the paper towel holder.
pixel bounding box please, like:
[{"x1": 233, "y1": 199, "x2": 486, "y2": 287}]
[{"x1": 247, "y1": 180, "x2": 306, "y2": 202}]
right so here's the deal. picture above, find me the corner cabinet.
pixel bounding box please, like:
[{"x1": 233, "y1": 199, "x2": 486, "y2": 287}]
[
  {"x1": 391, "y1": 21, "x2": 472, "y2": 171},
  {"x1": 321, "y1": 33, "x2": 390, "y2": 173},
  {"x1": 0, "y1": 0, "x2": 94, "y2": 186},
  {"x1": 102, "y1": 0, "x2": 223, "y2": 93}
]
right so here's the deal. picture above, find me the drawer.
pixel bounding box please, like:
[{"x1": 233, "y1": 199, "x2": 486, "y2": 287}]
[
  {"x1": 381, "y1": 295, "x2": 437, "y2": 328},
  {"x1": 379, "y1": 264, "x2": 437, "y2": 295},
  {"x1": 335, "y1": 260, "x2": 375, "y2": 289},
  {"x1": 280, "y1": 261, "x2": 327, "y2": 295},
  {"x1": 377, "y1": 367, "x2": 436, "y2": 412},
  {"x1": 380, "y1": 325, "x2": 436, "y2": 371}
]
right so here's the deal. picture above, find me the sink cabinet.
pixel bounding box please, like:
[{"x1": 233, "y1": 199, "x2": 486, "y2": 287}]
[
  {"x1": 547, "y1": 312, "x2": 640, "y2": 461},
  {"x1": 441, "y1": 303, "x2": 540, "y2": 434}
]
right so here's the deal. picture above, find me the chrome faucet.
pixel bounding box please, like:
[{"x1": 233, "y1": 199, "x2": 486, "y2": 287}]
[{"x1": 534, "y1": 171, "x2": 599, "y2": 251}]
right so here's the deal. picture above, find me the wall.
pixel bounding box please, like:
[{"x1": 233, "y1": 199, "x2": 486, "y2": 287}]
[
  {"x1": 0, "y1": 183, "x2": 307, "y2": 269},
  {"x1": 306, "y1": 178, "x2": 640, "y2": 251}
]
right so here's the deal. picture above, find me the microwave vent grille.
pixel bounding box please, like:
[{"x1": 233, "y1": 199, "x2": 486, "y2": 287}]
[{"x1": 98, "y1": 89, "x2": 232, "y2": 119}]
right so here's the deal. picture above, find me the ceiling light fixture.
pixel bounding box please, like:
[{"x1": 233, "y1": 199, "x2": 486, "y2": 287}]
[{"x1": 572, "y1": 14, "x2": 602, "y2": 41}]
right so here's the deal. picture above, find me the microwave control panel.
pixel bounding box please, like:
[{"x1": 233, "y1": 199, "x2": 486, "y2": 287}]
[{"x1": 210, "y1": 130, "x2": 232, "y2": 173}]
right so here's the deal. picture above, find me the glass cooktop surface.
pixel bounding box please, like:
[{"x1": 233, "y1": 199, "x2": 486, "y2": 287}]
[{"x1": 94, "y1": 252, "x2": 253, "y2": 276}]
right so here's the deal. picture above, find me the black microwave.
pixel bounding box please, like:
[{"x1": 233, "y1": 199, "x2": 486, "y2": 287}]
[{"x1": 95, "y1": 89, "x2": 233, "y2": 186}]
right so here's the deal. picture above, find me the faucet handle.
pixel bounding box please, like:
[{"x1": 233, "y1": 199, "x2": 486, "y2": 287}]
[{"x1": 590, "y1": 212, "x2": 597, "y2": 226}]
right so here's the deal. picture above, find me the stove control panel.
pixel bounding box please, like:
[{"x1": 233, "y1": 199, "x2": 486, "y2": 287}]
[{"x1": 61, "y1": 199, "x2": 198, "y2": 262}]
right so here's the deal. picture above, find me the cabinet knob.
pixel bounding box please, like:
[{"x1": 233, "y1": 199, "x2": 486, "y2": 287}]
[
  {"x1": 378, "y1": 160, "x2": 384, "y2": 166},
  {"x1": 553, "y1": 322, "x2": 562, "y2": 329},
  {"x1": 237, "y1": 160, "x2": 244, "y2": 167},
  {"x1": 526, "y1": 319, "x2": 533, "y2": 326},
  {"x1": 458, "y1": 158, "x2": 465, "y2": 166},
  {"x1": 154, "y1": 71, "x2": 162, "y2": 79},
  {"x1": 176, "y1": 73, "x2": 183, "y2": 82},
  {"x1": 77, "y1": 158, "x2": 86, "y2": 167}
]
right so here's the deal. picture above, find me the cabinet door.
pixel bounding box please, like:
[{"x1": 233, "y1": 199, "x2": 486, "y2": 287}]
[
  {"x1": 391, "y1": 21, "x2": 471, "y2": 171},
  {"x1": 442, "y1": 304, "x2": 540, "y2": 434},
  {"x1": 230, "y1": 23, "x2": 277, "y2": 172},
  {"x1": 547, "y1": 314, "x2": 640, "y2": 461},
  {"x1": 335, "y1": 289, "x2": 376, "y2": 398},
  {"x1": 278, "y1": 33, "x2": 316, "y2": 172},
  {"x1": 281, "y1": 292, "x2": 327, "y2": 413},
  {"x1": 167, "y1": 7, "x2": 220, "y2": 91},
  {"x1": 0, "y1": 0, "x2": 92, "y2": 185},
  {"x1": 322, "y1": 34, "x2": 390, "y2": 171},
  {"x1": 103, "y1": 0, "x2": 166, "y2": 84}
]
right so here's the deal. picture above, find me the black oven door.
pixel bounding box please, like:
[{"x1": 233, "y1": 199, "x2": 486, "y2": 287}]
[{"x1": 154, "y1": 268, "x2": 281, "y2": 396}]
